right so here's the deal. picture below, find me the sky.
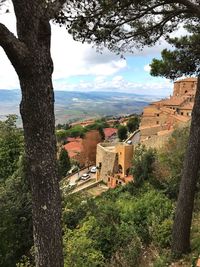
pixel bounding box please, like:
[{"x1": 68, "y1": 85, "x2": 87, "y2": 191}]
[{"x1": 0, "y1": 4, "x2": 186, "y2": 97}]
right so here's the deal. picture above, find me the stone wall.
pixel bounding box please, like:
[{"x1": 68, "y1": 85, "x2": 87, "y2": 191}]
[
  {"x1": 96, "y1": 143, "x2": 117, "y2": 183},
  {"x1": 173, "y1": 79, "x2": 197, "y2": 97},
  {"x1": 141, "y1": 131, "x2": 173, "y2": 149},
  {"x1": 140, "y1": 125, "x2": 168, "y2": 137}
]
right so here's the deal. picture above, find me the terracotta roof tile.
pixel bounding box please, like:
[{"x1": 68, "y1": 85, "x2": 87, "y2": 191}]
[
  {"x1": 161, "y1": 97, "x2": 185, "y2": 106},
  {"x1": 179, "y1": 102, "x2": 194, "y2": 110},
  {"x1": 64, "y1": 139, "x2": 83, "y2": 158},
  {"x1": 104, "y1": 128, "x2": 117, "y2": 138}
]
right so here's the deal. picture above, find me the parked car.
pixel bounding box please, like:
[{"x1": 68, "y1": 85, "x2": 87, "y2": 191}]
[
  {"x1": 68, "y1": 181, "x2": 76, "y2": 187},
  {"x1": 90, "y1": 166, "x2": 97, "y2": 173},
  {"x1": 81, "y1": 173, "x2": 90, "y2": 180},
  {"x1": 68, "y1": 165, "x2": 78, "y2": 175}
]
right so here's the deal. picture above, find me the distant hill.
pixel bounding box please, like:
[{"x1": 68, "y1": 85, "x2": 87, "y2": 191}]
[{"x1": 0, "y1": 89, "x2": 160, "y2": 124}]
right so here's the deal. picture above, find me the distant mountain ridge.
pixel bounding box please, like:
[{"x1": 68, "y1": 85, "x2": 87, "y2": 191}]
[{"x1": 0, "y1": 89, "x2": 161, "y2": 123}]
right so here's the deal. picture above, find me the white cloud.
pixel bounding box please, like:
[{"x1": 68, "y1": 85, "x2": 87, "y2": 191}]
[
  {"x1": 0, "y1": 8, "x2": 186, "y2": 94},
  {"x1": 54, "y1": 75, "x2": 173, "y2": 96},
  {"x1": 51, "y1": 25, "x2": 127, "y2": 79},
  {"x1": 144, "y1": 64, "x2": 151, "y2": 72}
]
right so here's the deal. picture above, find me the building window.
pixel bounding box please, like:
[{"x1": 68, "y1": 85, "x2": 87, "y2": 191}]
[
  {"x1": 156, "y1": 121, "x2": 159, "y2": 124},
  {"x1": 157, "y1": 114, "x2": 159, "y2": 117},
  {"x1": 181, "y1": 112, "x2": 184, "y2": 115}
]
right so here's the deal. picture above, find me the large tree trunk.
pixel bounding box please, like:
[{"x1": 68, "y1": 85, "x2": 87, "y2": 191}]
[
  {"x1": 172, "y1": 76, "x2": 200, "y2": 255},
  {"x1": 5, "y1": 1, "x2": 64, "y2": 266},
  {"x1": 19, "y1": 68, "x2": 63, "y2": 267}
]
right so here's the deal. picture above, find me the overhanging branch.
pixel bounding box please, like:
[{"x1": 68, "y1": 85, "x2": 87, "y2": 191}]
[{"x1": 0, "y1": 23, "x2": 29, "y2": 69}]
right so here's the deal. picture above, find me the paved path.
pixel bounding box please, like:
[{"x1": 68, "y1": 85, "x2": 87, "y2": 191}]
[{"x1": 62, "y1": 167, "x2": 96, "y2": 189}]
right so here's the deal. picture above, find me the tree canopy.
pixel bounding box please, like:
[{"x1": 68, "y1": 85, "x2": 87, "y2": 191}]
[
  {"x1": 61, "y1": 0, "x2": 200, "y2": 54},
  {"x1": 0, "y1": 115, "x2": 23, "y2": 181},
  {"x1": 117, "y1": 125, "x2": 128, "y2": 141},
  {"x1": 150, "y1": 25, "x2": 200, "y2": 79}
]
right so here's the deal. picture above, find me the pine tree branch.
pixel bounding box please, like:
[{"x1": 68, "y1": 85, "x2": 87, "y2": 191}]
[{"x1": 172, "y1": 0, "x2": 200, "y2": 16}]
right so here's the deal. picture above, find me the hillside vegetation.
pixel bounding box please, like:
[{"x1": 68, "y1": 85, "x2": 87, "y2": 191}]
[{"x1": 1, "y1": 116, "x2": 200, "y2": 266}]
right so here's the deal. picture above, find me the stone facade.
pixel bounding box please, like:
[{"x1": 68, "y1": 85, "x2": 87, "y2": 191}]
[
  {"x1": 96, "y1": 142, "x2": 134, "y2": 186},
  {"x1": 173, "y1": 77, "x2": 197, "y2": 97}
]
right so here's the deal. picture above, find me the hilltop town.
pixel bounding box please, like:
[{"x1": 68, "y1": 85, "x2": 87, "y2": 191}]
[{"x1": 61, "y1": 77, "x2": 196, "y2": 195}]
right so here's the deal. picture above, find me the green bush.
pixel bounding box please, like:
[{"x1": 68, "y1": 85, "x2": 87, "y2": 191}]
[
  {"x1": 131, "y1": 145, "x2": 156, "y2": 186},
  {"x1": 151, "y1": 218, "x2": 173, "y2": 248}
]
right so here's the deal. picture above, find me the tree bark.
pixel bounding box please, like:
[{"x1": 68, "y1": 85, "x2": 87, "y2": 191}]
[
  {"x1": 172, "y1": 76, "x2": 200, "y2": 255},
  {"x1": 0, "y1": 1, "x2": 64, "y2": 266}
]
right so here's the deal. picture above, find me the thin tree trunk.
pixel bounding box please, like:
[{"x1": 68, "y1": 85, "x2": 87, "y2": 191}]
[{"x1": 172, "y1": 76, "x2": 200, "y2": 255}]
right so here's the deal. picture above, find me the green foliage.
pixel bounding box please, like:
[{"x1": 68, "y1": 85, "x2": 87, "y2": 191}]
[
  {"x1": 84, "y1": 119, "x2": 109, "y2": 140},
  {"x1": 0, "y1": 156, "x2": 32, "y2": 267},
  {"x1": 131, "y1": 145, "x2": 156, "y2": 186},
  {"x1": 126, "y1": 116, "x2": 140, "y2": 133},
  {"x1": 67, "y1": 125, "x2": 86, "y2": 138},
  {"x1": 97, "y1": 126, "x2": 105, "y2": 141},
  {"x1": 58, "y1": 148, "x2": 71, "y2": 179},
  {"x1": 62, "y1": 182, "x2": 173, "y2": 266},
  {"x1": 56, "y1": 129, "x2": 68, "y2": 143},
  {"x1": 56, "y1": 125, "x2": 87, "y2": 142},
  {"x1": 108, "y1": 229, "x2": 142, "y2": 267},
  {"x1": 63, "y1": 217, "x2": 105, "y2": 267},
  {"x1": 117, "y1": 189, "x2": 173, "y2": 244},
  {"x1": 0, "y1": 115, "x2": 24, "y2": 181},
  {"x1": 151, "y1": 218, "x2": 173, "y2": 248},
  {"x1": 62, "y1": 193, "x2": 96, "y2": 229},
  {"x1": 56, "y1": 123, "x2": 71, "y2": 131},
  {"x1": 150, "y1": 25, "x2": 200, "y2": 79},
  {"x1": 64, "y1": 1, "x2": 198, "y2": 54},
  {"x1": 117, "y1": 125, "x2": 128, "y2": 141},
  {"x1": 56, "y1": 118, "x2": 110, "y2": 143},
  {"x1": 153, "y1": 254, "x2": 170, "y2": 267},
  {"x1": 16, "y1": 247, "x2": 35, "y2": 267},
  {"x1": 156, "y1": 126, "x2": 189, "y2": 199}
]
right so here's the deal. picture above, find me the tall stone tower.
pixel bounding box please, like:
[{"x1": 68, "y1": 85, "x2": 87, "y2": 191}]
[{"x1": 173, "y1": 78, "x2": 197, "y2": 97}]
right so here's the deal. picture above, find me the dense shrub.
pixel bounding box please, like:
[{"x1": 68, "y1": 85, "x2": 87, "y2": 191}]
[{"x1": 62, "y1": 185, "x2": 174, "y2": 266}]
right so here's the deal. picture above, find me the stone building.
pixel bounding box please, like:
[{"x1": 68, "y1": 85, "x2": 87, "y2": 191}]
[
  {"x1": 139, "y1": 77, "x2": 197, "y2": 147},
  {"x1": 96, "y1": 142, "x2": 134, "y2": 188}
]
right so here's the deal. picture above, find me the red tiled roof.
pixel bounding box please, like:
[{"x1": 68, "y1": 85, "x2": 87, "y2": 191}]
[
  {"x1": 179, "y1": 102, "x2": 194, "y2": 110},
  {"x1": 64, "y1": 139, "x2": 83, "y2": 158},
  {"x1": 161, "y1": 97, "x2": 186, "y2": 106},
  {"x1": 103, "y1": 128, "x2": 117, "y2": 138}
]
